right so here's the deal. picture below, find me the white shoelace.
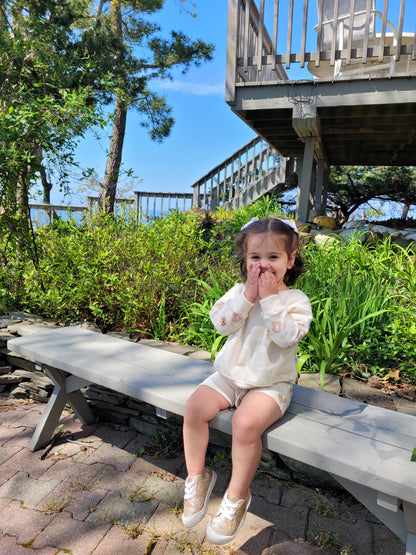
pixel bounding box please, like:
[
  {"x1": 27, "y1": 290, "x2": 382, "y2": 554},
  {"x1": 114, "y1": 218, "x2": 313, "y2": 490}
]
[
  {"x1": 219, "y1": 495, "x2": 240, "y2": 521},
  {"x1": 184, "y1": 477, "x2": 197, "y2": 500}
]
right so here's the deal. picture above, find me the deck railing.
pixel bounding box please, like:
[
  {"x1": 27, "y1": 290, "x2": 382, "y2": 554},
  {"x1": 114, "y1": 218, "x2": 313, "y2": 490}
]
[
  {"x1": 226, "y1": 0, "x2": 416, "y2": 101},
  {"x1": 191, "y1": 136, "x2": 284, "y2": 211},
  {"x1": 28, "y1": 191, "x2": 194, "y2": 229}
]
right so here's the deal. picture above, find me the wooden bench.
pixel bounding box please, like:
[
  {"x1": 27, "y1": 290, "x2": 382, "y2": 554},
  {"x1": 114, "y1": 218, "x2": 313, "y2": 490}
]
[{"x1": 7, "y1": 326, "x2": 416, "y2": 554}]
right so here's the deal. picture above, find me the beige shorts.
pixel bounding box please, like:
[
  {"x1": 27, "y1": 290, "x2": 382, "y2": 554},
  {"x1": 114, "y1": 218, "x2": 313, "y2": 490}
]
[{"x1": 201, "y1": 372, "x2": 293, "y2": 416}]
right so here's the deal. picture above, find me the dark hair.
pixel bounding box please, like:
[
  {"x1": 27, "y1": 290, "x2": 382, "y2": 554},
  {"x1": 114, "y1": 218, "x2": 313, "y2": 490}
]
[{"x1": 235, "y1": 218, "x2": 304, "y2": 286}]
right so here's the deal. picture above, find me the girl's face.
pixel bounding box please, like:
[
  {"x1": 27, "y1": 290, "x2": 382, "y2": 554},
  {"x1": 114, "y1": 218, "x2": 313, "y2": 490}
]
[{"x1": 246, "y1": 232, "x2": 296, "y2": 286}]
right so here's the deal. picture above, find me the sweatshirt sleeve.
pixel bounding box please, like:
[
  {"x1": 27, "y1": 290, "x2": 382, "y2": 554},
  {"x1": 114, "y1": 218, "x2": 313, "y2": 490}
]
[
  {"x1": 209, "y1": 284, "x2": 254, "y2": 335},
  {"x1": 259, "y1": 290, "x2": 313, "y2": 348}
]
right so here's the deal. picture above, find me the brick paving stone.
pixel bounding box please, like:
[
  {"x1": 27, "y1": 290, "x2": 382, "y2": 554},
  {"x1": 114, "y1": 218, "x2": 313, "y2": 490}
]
[
  {"x1": 86, "y1": 490, "x2": 159, "y2": 528},
  {"x1": 250, "y1": 495, "x2": 309, "y2": 540},
  {"x1": 0, "y1": 404, "x2": 41, "y2": 427},
  {"x1": 0, "y1": 535, "x2": 57, "y2": 555},
  {"x1": 129, "y1": 453, "x2": 185, "y2": 478},
  {"x1": 31, "y1": 511, "x2": 111, "y2": 554},
  {"x1": 308, "y1": 512, "x2": 373, "y2": 554},
  {"x1": 92, "y1": 525, "x2": 164, "y2": 555},
  {"x1": 57, "y1": 411, "x2": 99, "y2": 436},
  {"x1": 140, "y1": 473, "x2": 183, "y2": 507},
  {"x1": 0, "y1": 444, "x2": 56, "y2": 480},
  {"x1": 264, "y1": 530, "x2": 336, "y2": 554},
  {"x1": 91, "y1": 422, "x2": 137, "y2": 449},
  {"x1": 0, "y1": 444, "x2": 22, "y2": 467},
  {"x1": 0, "y1": 472, "x2": 61, "y2": 509},
  {"x1": 75, "y1": 442, "x2": 137, "y2": 471},
  {"x1": 37, "y1": 481, "x2": 109, "y2": 521},
  {"x1": 0, "y1": 424, "x2": 28, "y2": 446},
  {"x1": 251, "y1": 479, "x2": 283, "y2": 505},
  {"x1": 145, "y1": 500, "x2": 186, "y2": 538},
  {"x1": 0, "y1": 499, "x2": 53, "y2": 543},
  {"x1": 40, "y1": 458, "x2": 107, "y2": 484},
  {"x1": 88, "y1": 466, "x2": 147, "y2": 497},
  {"x1": 3, "y1": 472, "x2": 54, "y2": 509},
  {"x1": 216, "y1": 511, "x2": 275, "y2": 553},
  {"x1": 280, "y1": 483, "x2": 317, "y2": 508},
  {"x1": 0, "y1": 497, "x2": 10, "y2": 511},
  {"x1": 372, "y1": 522, "x2": 406, "y2": 555},
  {"x1": 10, "y1": 407, "x2": 48, "y2": 429}
]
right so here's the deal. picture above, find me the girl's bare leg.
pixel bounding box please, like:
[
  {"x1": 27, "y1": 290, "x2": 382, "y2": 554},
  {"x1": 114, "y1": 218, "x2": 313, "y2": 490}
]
[
  {"x1": 183, "y1": 385, "x2": 229, "y2": 476},
  {"x1": 228, "y1": 392, "x2": 282, "y2": 499}
]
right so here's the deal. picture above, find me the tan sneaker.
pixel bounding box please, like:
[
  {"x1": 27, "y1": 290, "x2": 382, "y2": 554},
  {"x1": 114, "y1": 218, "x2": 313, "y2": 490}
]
[
  {"x1": 206, "y1": 489, "x2": 251, "y2": 545},
  {"x1": 182, "y1": 467, "x2": 217, "y2": 528}
]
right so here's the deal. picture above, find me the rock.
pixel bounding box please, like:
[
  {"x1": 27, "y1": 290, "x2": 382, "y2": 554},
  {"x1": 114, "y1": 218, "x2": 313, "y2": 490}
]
[
  {"x1": 369, "y1": 224, "x2": 400, "y2": 236},
  {"x1": 15, "y1": 323, "x2": 59, "y2": 336},
  {"x1": 78, "y1": 321, "x2": 102, "y2": 333},
  {"x1": 0, "y1": 374, "x2": 22, "y2": 385},
  {"x1": 343, "y1": 219, "x2": 368, "y2": 229},
  {"x1": 0, "y1": 331, "x2": 15, "y2": 347},
  {"x1": 279, "y1": 454, "x2": 341, "y2": 490},
  {"x1": 297, "y1": 372, "x2": 341, "y2": 395},
  {"x1": 311, "y1": 231, "x2": 338, "y2": 247},
  {"x1": 339, "y1": 226, "x2": 371, "y2": 243},
  {"x1": 6, "y1": 352, "x2": 37, "y2": 373},
  {"x1": 341, "y1": 378, "x2": 396, "y2": 410},
  {"x1": 0, "y1": 318, "x2": 21, "y2": 329},
  {"x1": 139, "y1": 339, "x2": 195, "y2": 356},
  {"x1": 188, "y1": 349, "x2": 212, "y2": 361},
  {"x1": 392, "y1": 396, "x2": 416, "y2": 417},
  {"x1": 7, "y1": 321, "x2": 35, "y2": 335}
]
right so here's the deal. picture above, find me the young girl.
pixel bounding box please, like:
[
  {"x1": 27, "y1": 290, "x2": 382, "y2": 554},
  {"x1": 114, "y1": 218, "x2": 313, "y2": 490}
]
[{"x1": 182, "y1": 217, "x2": 313, "y2": 545}]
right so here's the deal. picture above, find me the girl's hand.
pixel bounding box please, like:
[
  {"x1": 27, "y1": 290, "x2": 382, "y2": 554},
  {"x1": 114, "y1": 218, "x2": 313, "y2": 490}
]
[
  {"x1": 245, "y1": 262, "x2": 260, "y2": 303},
  {"x1": 259, "y1": 270, "x2": 281, "y2": 299}
]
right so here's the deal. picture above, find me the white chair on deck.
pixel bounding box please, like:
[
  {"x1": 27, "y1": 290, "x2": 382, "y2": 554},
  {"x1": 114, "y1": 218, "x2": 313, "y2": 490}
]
[{"x1": 308, "y1": 0, "x2": 416, "y2": 79}]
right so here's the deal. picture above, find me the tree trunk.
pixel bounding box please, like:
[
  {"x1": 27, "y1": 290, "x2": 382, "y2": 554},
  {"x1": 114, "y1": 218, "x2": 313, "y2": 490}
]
[
  {"x1": 99, "y1": 95, "x2": 127, "y2": 213},
  {"x1": 99, "y1": 1, "x2": 126, "y2": 214}
]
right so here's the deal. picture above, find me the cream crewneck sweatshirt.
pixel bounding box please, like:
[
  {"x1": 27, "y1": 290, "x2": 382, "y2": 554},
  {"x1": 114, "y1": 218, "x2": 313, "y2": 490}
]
[{"x1": 210, "y1": 283, "x2": 313, "y2": 388}]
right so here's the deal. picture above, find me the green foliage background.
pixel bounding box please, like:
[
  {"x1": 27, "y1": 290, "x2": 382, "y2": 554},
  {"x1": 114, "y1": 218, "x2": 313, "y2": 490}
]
[{"x1": 1, "y1": 199, "x2": 415, "y2": 384}]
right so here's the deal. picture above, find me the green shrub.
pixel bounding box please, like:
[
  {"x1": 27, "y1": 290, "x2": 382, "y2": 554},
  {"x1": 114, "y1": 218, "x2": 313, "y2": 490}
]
[{"x1": 18, "y1": 211, "x2": 214, "y2": 333}]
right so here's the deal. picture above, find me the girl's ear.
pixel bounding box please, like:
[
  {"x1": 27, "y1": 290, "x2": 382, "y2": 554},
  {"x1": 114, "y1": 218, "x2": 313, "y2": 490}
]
[{"x1": 287, "y1": 251, "x2": 297, "y2": 269}]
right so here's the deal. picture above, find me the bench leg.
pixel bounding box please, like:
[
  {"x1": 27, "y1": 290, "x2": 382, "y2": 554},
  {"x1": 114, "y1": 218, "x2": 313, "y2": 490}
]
[
  {"x1": 407, "y1": 534, "x2": 416, "y2": 555},
  {"x1": 29, "y1": 384, "x2": 70, "y2": 452},
  {"x1": 29, "y1": 367, "x2": 96, "y2": 452},
  {"x1": 403, "y1": 502, "x2": 416, "y2": 555}
]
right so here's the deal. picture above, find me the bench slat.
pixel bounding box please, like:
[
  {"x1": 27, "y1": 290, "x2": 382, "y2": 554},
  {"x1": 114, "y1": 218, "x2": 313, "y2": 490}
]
[
  {"x1": 293, "y1": 385, "x2": 416, "y2": 437},
  {"x1": 287, "y1": 402, "x2": 416, "y2": 451}
]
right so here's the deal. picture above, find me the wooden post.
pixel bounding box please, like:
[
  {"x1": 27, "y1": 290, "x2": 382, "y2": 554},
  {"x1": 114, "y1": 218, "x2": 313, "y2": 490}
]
[
  {"x1": 226, "y1": 0, "x2": 239, "y2": 105},
  {"x1": 296, "y1": 137, "x2": 316, "y2": 222}
]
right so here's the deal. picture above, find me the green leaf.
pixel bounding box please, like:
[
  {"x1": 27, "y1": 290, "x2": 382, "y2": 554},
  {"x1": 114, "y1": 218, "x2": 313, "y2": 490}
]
[{"x1": 411, "y1": 448, "x2": 416, "y2": 462}]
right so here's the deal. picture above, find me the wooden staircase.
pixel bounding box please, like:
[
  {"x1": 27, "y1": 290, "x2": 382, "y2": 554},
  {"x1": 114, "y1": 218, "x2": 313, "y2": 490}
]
[{"x1": 191, "y1": 136, "x2": 287, "y2": 211}]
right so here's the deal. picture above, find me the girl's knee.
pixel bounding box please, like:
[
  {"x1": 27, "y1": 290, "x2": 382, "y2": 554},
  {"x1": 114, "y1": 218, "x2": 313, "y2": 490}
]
[
  {"x1": 183, "y1": 395, "x2": 201, "y2": 423},
  {"x1": 232, "y1": 412, "x2": 260, "y2": 443}
]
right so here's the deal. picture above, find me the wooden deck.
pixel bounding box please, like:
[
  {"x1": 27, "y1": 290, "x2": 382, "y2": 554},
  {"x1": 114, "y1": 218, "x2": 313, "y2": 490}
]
[{"x1": 226, "y1": 0, "x2": 416, "y2": 220}]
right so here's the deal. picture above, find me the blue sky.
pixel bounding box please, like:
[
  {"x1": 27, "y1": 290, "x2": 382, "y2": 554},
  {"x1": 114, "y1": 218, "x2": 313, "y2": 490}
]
[{"x1": 52, "y1": 0, "x2": 416, "y2": 210}]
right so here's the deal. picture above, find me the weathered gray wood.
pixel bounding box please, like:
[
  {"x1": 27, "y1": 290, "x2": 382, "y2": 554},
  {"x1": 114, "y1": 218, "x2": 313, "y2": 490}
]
[{"x1": 7, "y1": 326, "x2": 416, "y2": 553}]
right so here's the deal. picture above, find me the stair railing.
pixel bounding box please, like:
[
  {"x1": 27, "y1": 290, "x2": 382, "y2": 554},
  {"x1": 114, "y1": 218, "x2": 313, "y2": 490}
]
[{"x1": 191, "y1": 136, "x2": 285, "y2": 211}]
